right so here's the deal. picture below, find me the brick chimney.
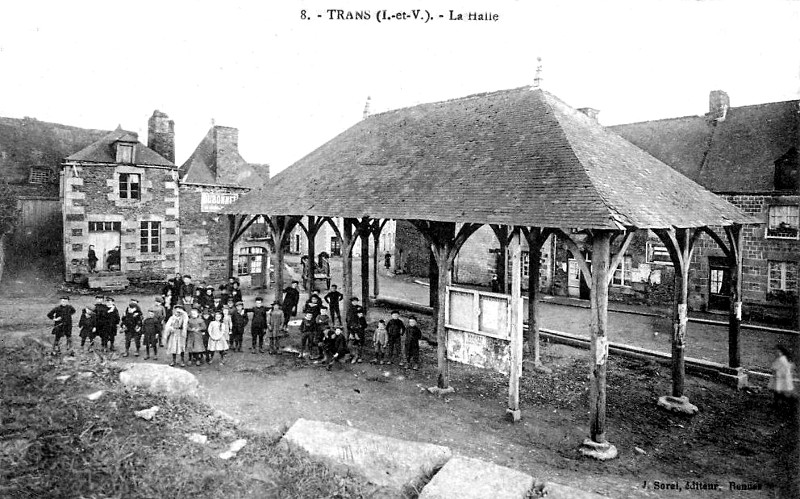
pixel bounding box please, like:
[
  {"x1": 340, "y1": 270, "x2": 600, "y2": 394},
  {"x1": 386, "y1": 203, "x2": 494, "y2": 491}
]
[
  {"x1": 577, "y1": 107, "x2": 600, "y2": 121},
  {"x1": 147, "y1": 110, "x2": 175, "y2": 163},
  {"x1": 708, "y1": 90, "x2": 729, "y2": 121}
]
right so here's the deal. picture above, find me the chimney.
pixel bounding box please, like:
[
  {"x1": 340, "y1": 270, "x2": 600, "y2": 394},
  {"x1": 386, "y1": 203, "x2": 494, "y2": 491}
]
[
  {"x1": 708, "y1": 90, "x2": 729, "y2": 121},
  {"x1": 577, "y1": 107, "x2": 600, "y2": 122},
  {"x1": 213, "y1": 126, "x2": 243, "y2": 184},
  {"x1": 147, "y1": 110, "x2": 175, "y2": 163}
]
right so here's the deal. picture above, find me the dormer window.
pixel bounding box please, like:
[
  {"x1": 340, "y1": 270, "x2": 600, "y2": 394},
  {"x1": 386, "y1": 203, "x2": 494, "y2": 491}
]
[
  {"x1": 116, "y1": 143, "x2": 135, "y2": 164},
  {"x1": 767, "y1": 205, "x2": 799, "y2": 239}
]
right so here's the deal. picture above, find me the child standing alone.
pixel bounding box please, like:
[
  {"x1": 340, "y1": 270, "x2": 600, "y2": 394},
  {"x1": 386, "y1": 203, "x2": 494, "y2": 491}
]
[
  {"x1": 207, "y1": 311, "x2": 229, "y2": 365},
  {"x1": 142, "y1": 309, "x2": 162, "y2": 360},
  {"x1": 47, "y1": 296, "x2": 76, "y2": 356}
]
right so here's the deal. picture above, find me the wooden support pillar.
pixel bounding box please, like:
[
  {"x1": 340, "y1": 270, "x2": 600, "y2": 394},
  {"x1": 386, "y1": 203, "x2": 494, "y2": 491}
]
[
  {"x1": 578, "y1": 229, "x2": 618, "y2": 460},
  {"x1": 522, "y1": 227, "x2": 551, "y2": 365},
  {"x1": 341, "y1": 218, "x2": 357, "y2": 334},
  {"x1": 429, "y1": 249, "x2": 438, "y2": 309},
  {"x1": 654, "y1": 227, "x2": 700, "y2": 415},
  {"x1": 305, "y1": 216, "x2": 316, "y2": 292},
  {"x1": 507, "y1": 229, "x2": 523, "y2": 422},
  {"x1": 491, "y1": 225, "x2": 508, "y2": 293},
  {"x1": 726, "y1": 225, "x2": 743, "y2": 368},
  {"x1": 371, "y1": 220, "x2": 387, "y2": 298},
  {"x1": 263, "y1": 215, "x2": 298, "y2": 305},
  {"x1": 360, "y1": 228, "x2": 370, "y2": 313}
]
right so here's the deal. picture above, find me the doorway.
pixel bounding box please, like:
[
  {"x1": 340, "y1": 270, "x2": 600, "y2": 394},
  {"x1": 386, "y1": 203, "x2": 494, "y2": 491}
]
[
  {"x1": 567, "y1": 256, "x2": 591, "y2": 299},
  {"x1": 708, "y1": 257, "x2": 731, "y2": 311},
  {"x1": 88, "y1": 221, "x2": 121, "y2": 271},
  {"x1": 239, "y1": 247, "x2": 268, "y2": 288}
]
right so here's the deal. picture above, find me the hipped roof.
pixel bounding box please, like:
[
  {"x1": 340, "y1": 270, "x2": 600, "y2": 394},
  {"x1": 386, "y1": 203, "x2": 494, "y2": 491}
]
[
  {"x1": 66, "y1": 127, "x2": 175, "y2": 167},
  {"x1": 225, "y1": 87, "x2": 753, "y2": 230}
]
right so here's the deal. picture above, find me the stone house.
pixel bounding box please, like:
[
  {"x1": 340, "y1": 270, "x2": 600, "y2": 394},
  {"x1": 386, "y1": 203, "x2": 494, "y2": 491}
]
[
  {"x1": 61, "y1": 124, "x2": 180, "y2": 282},
  {"x1": 178, "y1": 123, "x2": 270, "y2": 287}
]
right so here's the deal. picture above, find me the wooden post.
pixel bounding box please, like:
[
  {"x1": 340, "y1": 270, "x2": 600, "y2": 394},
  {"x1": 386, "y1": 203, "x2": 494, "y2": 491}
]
[
  {"x1": 726, "y1": 225, "x2": 743, "y2": 368},
  {"x1": 341, "y1": 218, "x2": 355, "y2": 334},
  {"x1": 434, "y1": 246, "x2": 451, "y2": 388},
  {"x1": 523, "y1": 228, "x2": 545, "y2": 364},
  {"x1": 305, "y1": 216, "x2": 316, "y2": 292},
  {"x1": 491, "y1": 225, "x2": 508, "y2": 293},
  {"x1": 274, "y1": 229, "x2": 285, "y2": 302},
  {"x1": 429, "y1": 249, "x2": 438, "y2": 309},
  {"x1": 507, "y1": 229, "x2": 523, "y2": 421},
  {"x1": 361, "y1": 228, "x2": 370, "y2": 313},
  {"x1": 588, "y1": 230, "x2": 610, "y2": 444},
  {"x1": 372, "y1": 233, "x2": 380, "y2": 298}
]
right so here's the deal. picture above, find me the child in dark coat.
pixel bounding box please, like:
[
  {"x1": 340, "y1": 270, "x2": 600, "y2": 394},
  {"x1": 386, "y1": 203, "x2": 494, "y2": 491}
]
[
  {"x1": 121, "y1": 302, "x2": 143, "y2": 357},
  {"x1": 248, "y1": 297, "x2": 269, "y2": 353},
  {"x1": 348, "y1": 309, "x2": 368, "y2": 364},
  {"x1": 47, "y1": 296, "x2": 76, "y2": 355},
  {"x1": 385, "y1": 310, "x2": 405, "y2": 365},
  {"x1": 267, "y1": 302, "x2": 284, "y2": 354},
  {"x1": 100, "y1": 297, "x2": 121, "y2": 352},
  {"x1": 324, "y1": 284, "x2": 343, "y2": 326},
  {"x1": 78, "y1": 306, "x2": 95, "y2": 350},
  {"x1": 230, "y1": 301, "x2": 249, "y2": 352},
  {"x1": 405, "y1": 316, "x2": 422, "y2": 370},
  {"x1": 326, "y1": 327, "x2": 349, "y2": 371},
  {"x1": 142, "y1": 309, "x2": 162, "y2": 360},
  {"x1": 299, "y1": 312, "x2": 316, "y2": 359}
]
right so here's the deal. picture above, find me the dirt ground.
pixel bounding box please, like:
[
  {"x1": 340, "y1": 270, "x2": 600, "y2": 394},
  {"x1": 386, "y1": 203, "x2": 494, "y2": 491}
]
[{"x1": 1, "y1": 259, "x2": 798, "y2": 498}]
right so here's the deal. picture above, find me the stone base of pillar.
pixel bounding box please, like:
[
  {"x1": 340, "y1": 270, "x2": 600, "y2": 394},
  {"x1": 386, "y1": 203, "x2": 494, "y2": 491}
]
[
  {"x1": 657, "y1": 395, "x2": 699, "y2": 415},
  {"x1": 718, "y1": 368, "x2": 748, "y2": 390},
  {"x1": 505, "y1": 408, "x2": 521, "y2": 422},
  {"x1": 522, "y1": 359, "x2": 553, "y2": 374},
  {"x1": 427, "y1": 386, "x2": 455, "y2": 396},
  {"x1": 579, "y1": 439, "x2": 618, "y2": 460}
]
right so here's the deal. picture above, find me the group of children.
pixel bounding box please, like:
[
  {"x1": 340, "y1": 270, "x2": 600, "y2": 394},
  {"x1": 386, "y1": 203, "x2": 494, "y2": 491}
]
[{"x1": 46, "y1": 276, "x2": 425, "y2": 372}]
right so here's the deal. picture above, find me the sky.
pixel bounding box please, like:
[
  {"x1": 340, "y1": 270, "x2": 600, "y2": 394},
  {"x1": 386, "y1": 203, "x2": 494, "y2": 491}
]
[{"x1": 0, "y1": 0, "x2": 798, "y2": 175}]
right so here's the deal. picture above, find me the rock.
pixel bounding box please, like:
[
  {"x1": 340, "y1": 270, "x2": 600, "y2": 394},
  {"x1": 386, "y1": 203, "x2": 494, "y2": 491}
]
[
  {"x1": 219, "y1": 450, "x2": 236, "y2": 460},
  {"x1": 56, "y1": 375, "x2": 71, "y2": 382},
  {"x1": 119, "y1": 363, "x2": 199, "y2": 398},
  {"x1": 214, "y1": 409, "x2": 239, "y2": 425},
  {"x1": 657, "y1": 395, "x2": 699, "y2": 415},
  {"x1": 187, "y1": 433, "x2": 208, "y2": 445},
  {"x1": 540, "y1": 482, "x2": 607, "y2": 499},
  {"x1": 427, "y1": 386, "x2": 455, "y2": 396},
  {"x1": 77, "y1": 371, "x2": 95, "y2": 378},
  {"x1": 229, "y1": 439, "x2": 247, "y2": 453},
  {"x1": 281, "y1": 418, "x2": 451, "y2": 494},
  {"x1": 134, "y1": 406, "x2": 160, "y2": 421},
  {"x1": 419, "y1": 456, "x2": 533, "y2": 499},
  {"x1": 635, "y1": 446, "x2": 646, "y2": 455},
  {"x1": 87, "y1": 390, "x2": 104, "y2": 401},
  {"x1": 579, "y1": 439, "x2": 618, "y2": 460}
]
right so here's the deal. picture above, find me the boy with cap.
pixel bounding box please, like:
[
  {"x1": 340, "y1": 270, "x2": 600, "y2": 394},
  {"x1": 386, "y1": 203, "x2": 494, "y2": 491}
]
[
  {"x1": 348, "y1": 307, "x2": 367, "y2": 364},
  {"x1": 142, "y1": 309, "x2": 162, "y2": 360},
  {"x1": 47, "y1": 296, "x2": 76, "y2": 355},
  {"x1": 281, "y1": 281, "x2": 300, "y2": 330},
  {"x1": 385, "y1": 310, "x2": 405, "y2": 365},
  {"x1": 298, "y1": 311, "x2": 315, "y2": 359},
  {"x1": 153, "y1": 296, "x2": 167, "y2": 346},
  {"x1": 326, "y1": 327, "x2": 349, "y2": 371},
  {"x1": 101, "y1": 297, "x2": 121, "y2": 352},
  {"x1": 405, "y1": 316, "x2": 422, "y2": 370},
  {"x1": 121, "y1": 299, "x2": 143, "y2": 357},
  {"x1": 346, "y1": 296, "x2": 363, "y2": 334},
  {"x1": 247, "y1": 297, "x2": 269, "y2": 353},
  {"x1": 314, "y1": 308, "x2": 331, "y2": 360},
  {"x1": 230, "y1": 301, "x2": 249, "y2": 352}
]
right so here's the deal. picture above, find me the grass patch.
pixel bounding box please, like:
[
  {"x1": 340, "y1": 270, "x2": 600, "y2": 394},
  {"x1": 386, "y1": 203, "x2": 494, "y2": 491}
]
[{"x1": 0, "y1": 346, "x2": 373, "y2": 498}]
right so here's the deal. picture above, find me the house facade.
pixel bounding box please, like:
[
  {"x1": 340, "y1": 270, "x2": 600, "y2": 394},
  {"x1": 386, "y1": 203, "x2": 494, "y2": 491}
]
[
  {"x1": 178, "y1": 124, "x2": 270, "y2": 287},
  {"x1": 61, "y1": 125, "x2": 180, "y2": 282}
]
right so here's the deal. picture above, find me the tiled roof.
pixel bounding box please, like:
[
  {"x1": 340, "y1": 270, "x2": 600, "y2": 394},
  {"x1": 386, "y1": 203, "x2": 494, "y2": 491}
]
[
  {"x1": 0, "y1": 116, "x2": 109, "y2": 185},
  {"x1": 225, "y1": 87, "x2": 752, "y2": 229},
  {"x1": 179, "y1": 126, "x2": 269, "y2": 188},
  {"x1": 66, "y1": 127, "x2": 175, "y2": 167},
  {"x1": 611, "y1": 100, "x2": 799, "y2": 193}
]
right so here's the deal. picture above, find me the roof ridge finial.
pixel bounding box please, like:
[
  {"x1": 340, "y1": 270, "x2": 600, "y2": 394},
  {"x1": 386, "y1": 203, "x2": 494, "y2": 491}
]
[
  {"x1": 533, "y1": 57, "x2": 543, "y2": 89},
  {"x1": 363, "y1": 96, "x2": 372, "y2": 119},
  {"x1": 211, "y1": 117, "x2": 216, "y2": 127}
]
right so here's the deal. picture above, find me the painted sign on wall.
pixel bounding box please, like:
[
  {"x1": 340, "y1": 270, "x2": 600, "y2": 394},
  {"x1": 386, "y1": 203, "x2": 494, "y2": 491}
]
[{"x1": 201, "y1": 192, "x2": 239, "y2": 213}]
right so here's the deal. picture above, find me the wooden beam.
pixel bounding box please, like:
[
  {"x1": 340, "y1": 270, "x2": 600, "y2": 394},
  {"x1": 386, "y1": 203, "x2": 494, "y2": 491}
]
[
  {"x1": 227, "y1": 214, "x2": 236, "y2": 278},
  {"x1": 725, "y1": 224, "x2": 743, "y2": 368},
  {"x1": 360, "y1": 218, "x2": 370, "y2": 313},
  {"x1": 507, "y1": 228, "x2": 523, "y2": 422},
  {"x1": 588, "y1": 230, "x2": 611, "y2": 443},
  {"x1": 558, "y1": 229, "x2": 593, "y2": 288},
  {"x1": 490, "y1": 225, "x2": 509, "y2": 292},
  {"x1": 607, "y1": 229, "x2": 635, "y2": 286},
  {"x1": 305, "y1": 216, "x2": 318, "y2": 291},
  {"x1": 522, "y1": 227, "x2": 552, "y2": 365},
  {"x1": 371, "y1": 220, "x2": 386, "y2": 298},
  {"x1": 341, "y1": 218, "x2": 356, "y2": 335}
]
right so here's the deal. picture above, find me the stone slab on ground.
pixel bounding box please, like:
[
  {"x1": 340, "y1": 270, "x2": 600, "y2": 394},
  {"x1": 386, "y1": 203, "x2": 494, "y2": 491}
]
[
  {"x1": 540, "y1": 481, "x2": 607, "y2": 499},
  {"x1": 281, "y1": 418, "x2": 451, "y2": 495},
  {"x1": 419, "y1": 456, "x2": 534, "y2": 499},
  {"x1": 119, "y1": 363, "x2": 199, "y2": 398}
]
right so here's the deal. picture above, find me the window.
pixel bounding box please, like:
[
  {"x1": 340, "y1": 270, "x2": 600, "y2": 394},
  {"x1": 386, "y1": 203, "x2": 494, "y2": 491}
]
[
  {"x1": 612, "y1": 255, "x2": 633, "y2": 286},
  {"x1": 768, "y1": 261, "x2": 798, "y2": 302},
  {"x1": 710, "y1": 269, "x2": 726, "y2": 294},
  {"x1": 29, "y1": 167, "x2": 54, "y2": 184},
  {"x1": 521, "y1": 251, "x2": 530, "y2": 279},
  {"x1": 767, "y1": 205, "x2": 799, "y2": 239},
  {"x1": 237, "y1": 255, "x2": 250, "y2": 275},
  {"x1": 116, "y1": 144, "x2": 134, "y2": 164},
  {"x1": 119, "y1": 173, "x2": 140, "y2": 200},
  {"x1": 88, "y1": 221, "x2": 121, "y2": 232},
  {"x1": 140, "y1": 221, "x2": 161, "y2": 253}
]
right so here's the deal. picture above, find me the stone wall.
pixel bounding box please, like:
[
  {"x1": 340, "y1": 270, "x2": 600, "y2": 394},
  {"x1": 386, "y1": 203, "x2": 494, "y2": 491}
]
[
  {"x1": 394, "y1": 220, "x2": 429, "y2": 277},
  {"x1": 62, "y1": 163, "x2": 180, "y2": 281}
]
